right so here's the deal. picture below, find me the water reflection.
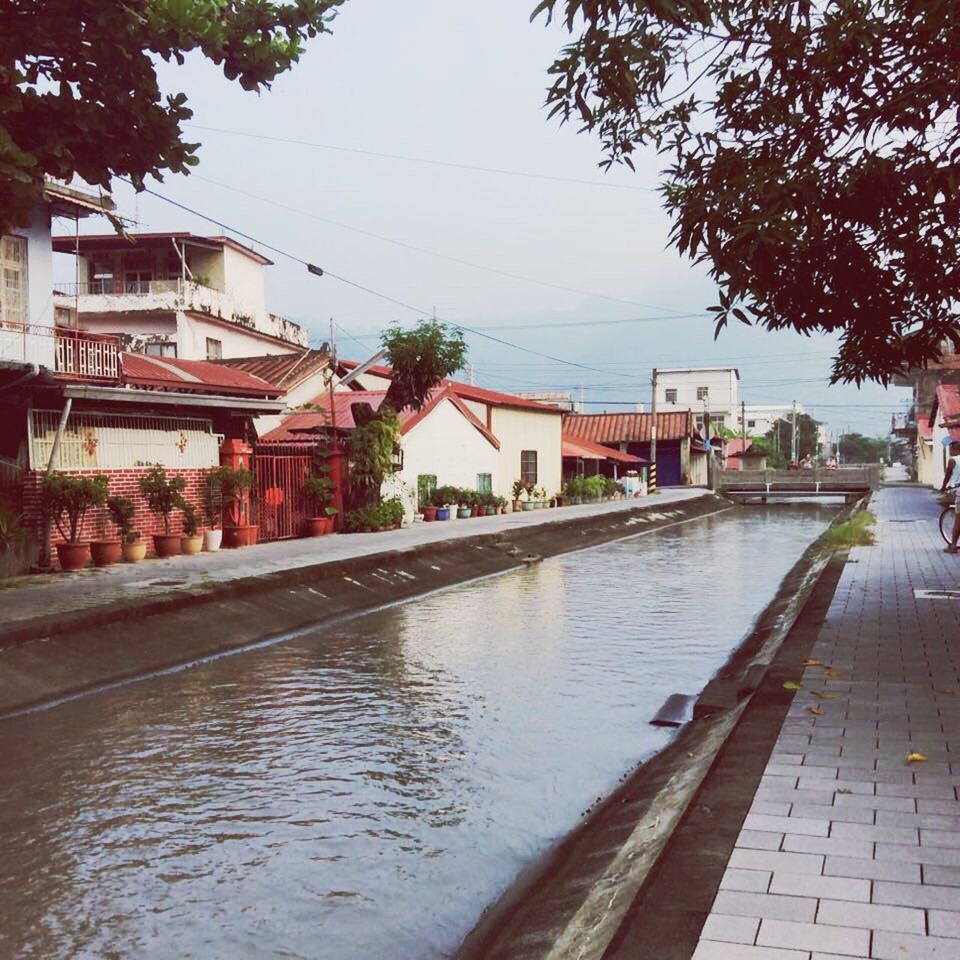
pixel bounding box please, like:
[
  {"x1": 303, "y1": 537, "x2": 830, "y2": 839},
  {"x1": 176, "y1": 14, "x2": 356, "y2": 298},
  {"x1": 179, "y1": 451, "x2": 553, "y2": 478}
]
[{"x1": 0, "y1": 504, "x2": 836, "y2": 959}]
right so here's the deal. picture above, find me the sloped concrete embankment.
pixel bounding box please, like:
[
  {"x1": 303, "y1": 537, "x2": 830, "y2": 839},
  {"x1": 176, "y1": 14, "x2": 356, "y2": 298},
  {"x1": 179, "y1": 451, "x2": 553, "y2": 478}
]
[
  {"x1": 0, "y1": 494, "x2": 730, "y2": 718},
  {"x1": 454, "y1": 499, "x2": 864, "y2": 960}
]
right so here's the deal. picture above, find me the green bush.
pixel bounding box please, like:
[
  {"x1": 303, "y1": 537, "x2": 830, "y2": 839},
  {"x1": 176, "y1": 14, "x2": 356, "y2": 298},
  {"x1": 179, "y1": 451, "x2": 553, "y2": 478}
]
[
  {"x1": 822, "y1": 511, "x2": 876, "y2": 549},
  {"x1": 107, "y1": 496, "x2": 138, "y2": 544},
  {"x1": 42, "y1": 472, "x2": 109, "y2": 542},
  {"x1": 181, "y1": 502, "x2": 200, "y2": 537},
  {"x1": 431, "y1": 484, "x2": 461, "y2": 507},
  {"x1": 582, "y1": 475, "x2": 606, "y2": 500},
  {"x1": 345, "y1": 497, "x2": 405, "y2": 532},
  {"x1": 138, "y1": 465, "x2": 186, "y2": 534}
]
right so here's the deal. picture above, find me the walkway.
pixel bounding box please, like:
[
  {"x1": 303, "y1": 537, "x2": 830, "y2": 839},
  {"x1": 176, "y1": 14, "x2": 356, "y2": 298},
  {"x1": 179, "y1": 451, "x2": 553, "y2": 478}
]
[
  {"x1": 0, "y1": 488, "x2": 704, "y2": 635},
  {"x1": 691, "y1": 485, "x2": 960, "y2": 959}
]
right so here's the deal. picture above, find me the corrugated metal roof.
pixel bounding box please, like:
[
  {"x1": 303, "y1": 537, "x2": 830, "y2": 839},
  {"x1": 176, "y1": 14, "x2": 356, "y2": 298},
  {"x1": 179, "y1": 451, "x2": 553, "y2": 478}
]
[
  {"x1": 52, "y1": 232, "x2": 273, "y2": 265},
  {"x1": 563, "y1": 411, "x2": 695, "y2": 443},
  {"x1": 121, "y1": 353, "x2": 283, "y2": 397},
  {"x1": 215, "y1": 349, "x2": 330, "y2": 388}
]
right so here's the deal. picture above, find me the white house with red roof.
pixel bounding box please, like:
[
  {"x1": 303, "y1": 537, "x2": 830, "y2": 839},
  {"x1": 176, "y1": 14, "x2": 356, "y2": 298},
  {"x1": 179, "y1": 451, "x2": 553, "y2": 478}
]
[
  {"x1": 928, "y1": 384, "x2": 960, "y2": 488},
  {"x1": 51, "y1": 232, "x2": 308, "y2": 362}
]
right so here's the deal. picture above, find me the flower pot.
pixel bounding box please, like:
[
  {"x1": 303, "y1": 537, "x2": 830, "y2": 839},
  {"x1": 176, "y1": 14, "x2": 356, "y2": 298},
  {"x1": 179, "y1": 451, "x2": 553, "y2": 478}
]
[
  {"x1": 204, "y1": 529, "x2": 222, "y2": 552},
  {"x1": 511, "y1": 500, "x2": 521, "y2": 513},
  {"x1": 422, "y1": 506, "x2": 438, "y2": 522},
  {"x1": 471, "y1": 505, "x2": 481, "y2": 517},
  {"x1": 436, "y1": 507, "x2": 450, "y2": 521},
  {"x1": 222, "y1": 524, "x2": 258, "y2": 548},
  {"x1": 153, "y1": 533, "x2": 181, "y2": 558},
  {"x1": 306, "y1": 516, "x2": 335, "y2": 537},
  {"x1": 90, "y1": 539, "x2": 122, "y2": 567},
  {"x1": 56, "y1": 542, "x2": 90, "y2": 571},
  {"x1": 485, "y1": 506, "x2": 496, "y2": 516},
  {"x1": 122, "y1": 539, "x2": 147, "y2": 563},
  {"x1": 457, "y1": 506, "x2": 471, "y2": 519},
  {"x1": 521, "y1": 501, "x2": 536, "y2": 511},
  {"x1": 180, "y1": 535, "x2": 203, "y2": 556}
]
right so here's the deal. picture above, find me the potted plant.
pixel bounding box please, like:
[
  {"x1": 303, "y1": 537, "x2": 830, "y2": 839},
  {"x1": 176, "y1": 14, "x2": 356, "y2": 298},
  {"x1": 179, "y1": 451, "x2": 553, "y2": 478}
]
[
  {"x1": 108, "y1": 496, "x2": 145, "y2": 563},
  {"x1": 431, "y1": 485, "x2": 454, "y2": 521},
  {"x1": 139, "y1": 465, "x2": 186, "y2": 557},
  {"x1": 457, "y1": 488, "x2": 472, "y2": 519},
  {"x1": 483, "y1": 492, "x2": 497, "y2": 516},
  {"x1": 180, "y1": 502, "x2": 203, "y2": 555},
  {"x1": 42, "y1": 472, "x2": 109, "y2": 571},
  {"x1": 91, "y1": 491, "x2": 124, "y2": 567},
  {"x1": 218, "y1": 464, "x2": 258, "y2": 547},
  {"x1": 304, "y1": 474, "x2": 338, "y2": 535},
  {"x1": 202, "y1": 469, "x2": 223, "y2": 552},
  {"x1": 511, "y1": 479, "x2": 527, "y2": 512}
]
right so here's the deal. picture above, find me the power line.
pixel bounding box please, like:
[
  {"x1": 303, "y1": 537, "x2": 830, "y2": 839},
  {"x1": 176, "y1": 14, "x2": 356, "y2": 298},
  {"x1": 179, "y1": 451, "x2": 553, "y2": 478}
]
[
  {"x1": 190, "y1": 172, "x2": 693, "y2": 314},
  {"x1": 187, "y1": 124, "x2": 656, "y2": 193},
  {"x1": 119, "y1": 179, "x2": 640, "y2": 380}
]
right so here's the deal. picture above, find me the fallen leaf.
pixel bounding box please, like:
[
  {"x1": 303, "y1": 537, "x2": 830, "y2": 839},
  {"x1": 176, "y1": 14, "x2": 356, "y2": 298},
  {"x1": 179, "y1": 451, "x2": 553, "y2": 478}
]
[
  {"x1": 905, "y1": 752, "x2": 928, "y2": 765},
  {"x1": 824, "y1": 667, "x2": 842, "y2": 678},
  {"x1": 802, "y1": 659, "x2": 823, "y2": 667},
  {"x1": 811, "y1": 690, "x2": 838, "y2": 700},
  {"x1": 936, "y1": 688, "x2": 955, "y2": 696},
  {"x1": 806, "y1": 705, "x2": 824, "y2": 716},
  {"x1": 836, "y1": 787, "x2": 852, "y2": 794},
  {"x1": 783, "y1": 680, "x2": 804, "y2": 691}
]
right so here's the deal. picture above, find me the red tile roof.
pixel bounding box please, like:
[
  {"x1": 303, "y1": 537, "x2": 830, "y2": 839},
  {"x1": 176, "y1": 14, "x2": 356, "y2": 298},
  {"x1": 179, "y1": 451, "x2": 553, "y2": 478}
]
[
  {"x1": 562, "y1": 433, "x2": 647, "y2": 463},
  {"x1": 335, "y1": 359, "x2": 561, "y2": 413},
  {"x1": 563, "y1": 411, "x2": 697, "y2": 443},
  {"x1": 215, "y1": 349, "x2": 330, "y2": 388},
  {"x1": 260, "y1": 387, "x2": 500, "y2": 448},
  {"x1": 121, "y1": 353, "x2": 283, "y2": 397},
  {"x1": 918, "y1": 415, "x2": 933, "y2": 439},
  {"x1": 935, "y1": 383, "x2": 960, "y2": 420}
]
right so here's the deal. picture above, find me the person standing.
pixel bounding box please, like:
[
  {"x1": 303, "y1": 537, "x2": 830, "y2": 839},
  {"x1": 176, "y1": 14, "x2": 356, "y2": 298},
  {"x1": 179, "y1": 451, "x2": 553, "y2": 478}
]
[{"x1": 940, "y1": 440, "x2": 960, "y2": 553}]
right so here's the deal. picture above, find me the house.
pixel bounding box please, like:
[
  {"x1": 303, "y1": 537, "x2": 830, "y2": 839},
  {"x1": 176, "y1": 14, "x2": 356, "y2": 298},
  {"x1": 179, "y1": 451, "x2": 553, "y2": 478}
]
[
  {"x1": 562, "y1": 433, "x2": 647, "y2": 481},
  {"x1": 741, "y1": 403, "x2": 805, "y2": 438},
  {"x1": 927, "y1": 384, "x2": 960, "y2": 488},
  {"x1": 335, "y1": 360, "x2": 564, "y2": 503},
  {"x1": 260, "y1": 385, "x2": 501, "y2": 517},
  {"x1": 51, "y1": 232, "x2": 308, "y2": 361},
  {"x1": 724, "y1": 438, "x2": 768, "y2": 471},
  {"x1": 656, "y1": 367, "x2": 739, "y2": 432},
  {"x1": 563, "y1": 411, "x2": 708, "y2": 486}
]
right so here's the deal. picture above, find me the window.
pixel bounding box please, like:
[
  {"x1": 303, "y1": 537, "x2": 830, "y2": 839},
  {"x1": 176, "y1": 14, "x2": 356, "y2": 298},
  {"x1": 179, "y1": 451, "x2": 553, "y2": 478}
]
[
  {"x1": 712, "y1": 415, "x2": 725, "y2": 429},
  {"x1": 696, "y1": 386, "x2": 709, "y2": 401},
  {"x1": 477, "y1": 473, "x2": 492, "y2": 494},
  {"x1": 664, "y1": 388, "x2": 678, "y2": 403},
  {"x1": 417, "y1": 474, "x2": 437, "y2": 507},
  {"x1": 123, "y1": 270, "x2": 153, "y2": 294},
  {"x1": 145, "y1": 341, "x2": 177, "y2": 358},
  {"x1": 206, "y1": 337, "x2": 223, "y2": 361},
  {"x1": 0, "y1": 235, "x2": 27, "y2": 327},
  {"x1": 520, "y1": 450, "x2": 538, "y2": 485},
  {"x1": 747, "y1": 419, "x2": 756, "y2": 429}
]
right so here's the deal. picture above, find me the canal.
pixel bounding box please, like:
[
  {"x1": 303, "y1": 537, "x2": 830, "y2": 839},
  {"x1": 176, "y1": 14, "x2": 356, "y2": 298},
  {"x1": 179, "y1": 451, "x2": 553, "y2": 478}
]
[{"x1": 0, "y1": 503, "x2": 838, "y2": 960}]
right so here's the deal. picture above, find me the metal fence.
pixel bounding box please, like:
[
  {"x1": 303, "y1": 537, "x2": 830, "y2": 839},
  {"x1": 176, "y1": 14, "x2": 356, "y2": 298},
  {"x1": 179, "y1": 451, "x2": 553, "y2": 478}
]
[{"x1": 254, "y1": 444, "x2": 313, "y2": 541}]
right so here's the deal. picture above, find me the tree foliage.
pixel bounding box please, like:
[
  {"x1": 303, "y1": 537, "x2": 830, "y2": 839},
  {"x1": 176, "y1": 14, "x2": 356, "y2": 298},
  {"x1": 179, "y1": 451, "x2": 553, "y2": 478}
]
[
  {"x1": 0, "y1": 0, "x2": 343, "y2": 231},
  {"x1": 381, "y1": 320, "x2": 467, "y2": 413},
  {"x1": 535, "y1": 1, "x2": 960, "y2": 383},
  {"x1": 765, "y1": 412, "x2": 821, "y2": 461},
  {"x1": 837, "y1": 432, "x2": 889, "y2": 464}
]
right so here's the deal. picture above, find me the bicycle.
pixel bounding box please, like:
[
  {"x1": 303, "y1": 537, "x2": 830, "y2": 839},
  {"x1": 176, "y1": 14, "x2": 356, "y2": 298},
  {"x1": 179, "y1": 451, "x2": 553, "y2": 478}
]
[{"x1": 940, "y1": 504, "x2": 956, "y2": 544}]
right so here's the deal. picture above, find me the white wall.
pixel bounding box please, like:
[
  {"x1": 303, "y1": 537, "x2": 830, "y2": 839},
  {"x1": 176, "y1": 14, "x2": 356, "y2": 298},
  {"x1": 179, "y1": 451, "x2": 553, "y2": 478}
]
[
  {"x1": 742, "y1": 404, "x2": 805, "y2": 437},
  {"x1": 657, "y1": 369, "x2": 739, "y2": 424},
  {"x1": 384, "y1": 397, "x2": 500, "y2": 516},
  {"x1": 221, "y1": 246, "x2": 266, "y2": 319},
  {"x1": 180, "y1": 312, "x2": 299, "y2": 362},
  {"x1": 918, "y1": 437, "x2": 937, "y2": 486},
  {"x1": 489, "y1": 406, "x2": 563, "y2": 499},
  {"x1": 930, "y1": 420, "x2": 953, "y2": 488}
]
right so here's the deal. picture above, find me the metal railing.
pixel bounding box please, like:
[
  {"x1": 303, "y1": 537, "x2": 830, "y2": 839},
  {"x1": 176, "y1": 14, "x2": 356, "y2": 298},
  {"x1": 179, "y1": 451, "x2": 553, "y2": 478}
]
[
  {"x1": 55, "y1": 328, "x2": 121, "y2": 380},
  {"x1": 54, "y1": 279, "x2": 182, "y2": 296}
]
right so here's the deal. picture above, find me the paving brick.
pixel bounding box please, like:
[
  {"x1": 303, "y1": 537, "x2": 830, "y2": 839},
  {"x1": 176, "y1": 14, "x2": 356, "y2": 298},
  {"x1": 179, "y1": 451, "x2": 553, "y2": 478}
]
[
  {"x1": 789, "y1": 803, "x2": 873, "y2": 826},
  {"x1": 745, "y1": 814, "x2": 830, "y2": 837},
  {"x1": 769, "y1": 872, "x2": 869, "y2": 903},
  {"x1": 876, "y1": 810, "x2": 960, "y2": 831},
  {"x1": 712, "y1": 891, "x2": 817, "y2": 924},
  {"x1": 874, "y1": 879, "x2": 960, "y2": 910},
  {"x1": 922, "y1": 864, "x2": 960, "y2": 887},
  {"x1": 815, "y1": 898, "x2": 925, "y2": 934},
  {"x1": 756, "y1": 917, "x2": 869, "y2": 956},
  {"x1": 828, "y1": 822, "x2": 918, "y2": 845},
  {"x1": 737, "y1": 830, "x2": 785, "y2": 852},
  {"x1": 721, "y1": 868, "x2": 772, "y2": 893},
  {"x1": 729, "y1": 849, "x2": 825, "y2": 876},
  {"x1": 833, "y1": 793, "x2": 915, "y2": 813},
  {"x1": 751, "y1": 801, "x2": 793, "y2": 817},
  {"x1": 928, "y1": 908, "x2": 960, "y2": 937},
  {"x1": 876, "y1": 842, "x2": 960, "y2": 867},
  {"x1": 922, "y1": 829, "x2": 960, "y2": 848},
  {"x1": 692, "y1": 941, "x2": 810, "y2": 960},
  {"x1": 824, "y1": 856, "x2": 921, "y2": 883},
  {"x1": 700, "y1": 914, "x2": 761, "y2": 945},
  {"x1": 872, "y1": 931, "x2": 960, "y2": 959},
  {"x1": 781, "y1": 834, "x2": 874, "y2": 860}
]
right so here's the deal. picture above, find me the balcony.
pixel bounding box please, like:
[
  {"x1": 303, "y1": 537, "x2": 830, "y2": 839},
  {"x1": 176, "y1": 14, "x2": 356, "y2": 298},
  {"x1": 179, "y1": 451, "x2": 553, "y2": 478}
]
[
  {"x1": 0, "y1": 320, "x2": 120, "y2": 381},
  {"x1": 53, "y1": 279, "x2": 308, "y2": 347}
]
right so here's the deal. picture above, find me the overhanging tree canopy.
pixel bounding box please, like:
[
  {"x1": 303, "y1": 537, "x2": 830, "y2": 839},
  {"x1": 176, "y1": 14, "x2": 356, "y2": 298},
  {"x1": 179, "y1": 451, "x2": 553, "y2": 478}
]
[
  {"x1": 535, "y1": 0, "x2": 960, "y2": 384},
  {"x1": 0, "y1": 0, "x2": 344, "y2": 232}
]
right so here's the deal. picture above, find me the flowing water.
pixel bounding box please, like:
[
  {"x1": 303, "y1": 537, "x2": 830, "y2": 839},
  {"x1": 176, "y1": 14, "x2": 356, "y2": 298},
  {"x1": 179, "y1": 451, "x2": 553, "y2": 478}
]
[{"x1": 0, "y1": 503, "x2": 838, "y2": 960}]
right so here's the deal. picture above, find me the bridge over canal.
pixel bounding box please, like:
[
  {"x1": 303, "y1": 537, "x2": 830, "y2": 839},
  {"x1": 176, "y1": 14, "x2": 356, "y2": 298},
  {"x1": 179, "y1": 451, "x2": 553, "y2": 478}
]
[{"x1": 718, "y1": 465, "x2": 881, "y2": 501}]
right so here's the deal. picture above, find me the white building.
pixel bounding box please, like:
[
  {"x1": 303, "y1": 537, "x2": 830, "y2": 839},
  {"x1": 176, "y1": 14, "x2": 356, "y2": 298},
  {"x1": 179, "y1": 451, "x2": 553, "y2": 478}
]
[
  {"x1": 51, "y1": 232, "x2": 308, "y2": 362},
  {"x1": 741, "y1": 403, "x2": 806, "y2": 438},
  {"x1": 655, "y1": 367, "x2": 740, "y2": 432}
]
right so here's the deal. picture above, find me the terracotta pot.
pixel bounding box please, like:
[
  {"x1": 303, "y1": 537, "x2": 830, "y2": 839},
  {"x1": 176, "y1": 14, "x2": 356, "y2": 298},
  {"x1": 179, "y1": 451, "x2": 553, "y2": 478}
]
[
  {"x1": 204, "y1": 529, "x2": 222, "y2": 552},
  {"x1": 307, "y1": 516, "x2": 335, "y2": 537},
  {"x1": 471, "y1": 505, "x2": 481, "y2": 517},
  {"x1": 222, "y1": 524, "x2": 258, "y2": 548},
  {"x1": 56, "y1": 542, "x2": 89, "y2": 571},
  {"x1": 153, "y1": 533, "x2": 181, "y2": 558},
  {"x1": 90, "y1": 539, "x2": 122, "y2": 567},
  {"x1": 180, "y1": 535, "x2": 203, "y2": 556},
  {"x1": 422, "y1": 506, "x2": 438, "y2": 522},
  {"x1": 122, "y1": 539, "x2": 147, "y2": 563}
]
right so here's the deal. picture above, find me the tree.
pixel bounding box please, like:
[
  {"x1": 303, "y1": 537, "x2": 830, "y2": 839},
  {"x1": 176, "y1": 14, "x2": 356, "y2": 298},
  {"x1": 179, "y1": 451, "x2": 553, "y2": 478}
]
[
  {"x1": 535, "y1": 1, "x2": 960, "y2": 384},
  {"x1": 765, "y1": 412, "x2": 820, "y2": 462},
  {"x1": 1, "y1": 0, "x2": 344, "y2": 232},
  {"x1": 837, "y1": 433, "x2": 888, "y2": 464}
]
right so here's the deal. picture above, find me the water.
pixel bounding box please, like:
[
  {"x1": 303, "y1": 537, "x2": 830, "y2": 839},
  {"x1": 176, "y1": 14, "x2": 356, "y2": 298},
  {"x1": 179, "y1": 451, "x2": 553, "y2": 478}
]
[{"x1": 0, "y1": 504, "x2": 837, "y2": 960}]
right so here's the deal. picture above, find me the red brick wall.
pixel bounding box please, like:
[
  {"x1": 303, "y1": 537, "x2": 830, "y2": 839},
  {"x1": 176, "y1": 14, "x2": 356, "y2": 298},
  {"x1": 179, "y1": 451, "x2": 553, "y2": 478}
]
[{"x1": 23, "y1": 468, "x2": 210, "y2": 562}]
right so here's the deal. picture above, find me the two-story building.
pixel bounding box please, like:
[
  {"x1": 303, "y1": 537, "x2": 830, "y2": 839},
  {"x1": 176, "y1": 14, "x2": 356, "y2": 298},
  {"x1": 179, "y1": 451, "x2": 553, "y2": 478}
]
[
  {"x1": 655, "y1": 367, "x2": 740, "y2": 433},
  {"x1": 740, "y1": 403, "x2": 806, "y2": 438},
  {"x1": 51, "y1": 232, "x2": 308, "y2": 362}
]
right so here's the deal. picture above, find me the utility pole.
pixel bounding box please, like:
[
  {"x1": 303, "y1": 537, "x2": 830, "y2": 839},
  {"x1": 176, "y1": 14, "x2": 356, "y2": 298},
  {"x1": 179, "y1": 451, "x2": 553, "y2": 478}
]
[
  {"x1": 468, "y1": 363, "x2": 475, "y2": 386},
  {"x1": 704, "y1": 400, "x2": 714, "y2": 489},
  {"x1": 649, "y1": 369, "x2": 658, "y2": 493},
  {"x1": 741, "y1": 399, "x2": 747, "y2": 446},
  {"x1": 791, "y1": 400, "x2": 798, "y2": 463},
  {"x1": 579, "y1": 383, "x2": 585, "y2": 413}
]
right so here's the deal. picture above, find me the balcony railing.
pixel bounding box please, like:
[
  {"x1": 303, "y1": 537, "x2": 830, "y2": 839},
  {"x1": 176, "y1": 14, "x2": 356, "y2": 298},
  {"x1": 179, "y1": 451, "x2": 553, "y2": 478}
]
[
  {"x1": 54, "y1": 279, "x2": 181, "y2": 296},
  {"x1": 55, "y1": 327, "x2": 121, "y2": 381}
]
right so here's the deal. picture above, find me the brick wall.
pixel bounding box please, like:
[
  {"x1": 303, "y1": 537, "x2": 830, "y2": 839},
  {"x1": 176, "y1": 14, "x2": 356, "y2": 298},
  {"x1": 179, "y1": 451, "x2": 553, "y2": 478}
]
[{"x1": 23, "y1": 467, "x2": 211, "y2": 563}]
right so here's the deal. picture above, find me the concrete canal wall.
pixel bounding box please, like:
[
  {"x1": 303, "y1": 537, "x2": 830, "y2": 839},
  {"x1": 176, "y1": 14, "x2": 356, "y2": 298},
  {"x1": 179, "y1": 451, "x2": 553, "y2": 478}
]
[{"x1": 0, "y1": 493, "x2": 732, "y2": 718}]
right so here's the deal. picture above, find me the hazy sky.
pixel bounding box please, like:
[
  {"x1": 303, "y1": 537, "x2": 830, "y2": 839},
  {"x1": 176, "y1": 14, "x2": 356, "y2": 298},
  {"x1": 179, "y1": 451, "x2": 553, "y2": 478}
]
[{"x1": 56, "y1": 0, "x2": 910, "y2": 437}]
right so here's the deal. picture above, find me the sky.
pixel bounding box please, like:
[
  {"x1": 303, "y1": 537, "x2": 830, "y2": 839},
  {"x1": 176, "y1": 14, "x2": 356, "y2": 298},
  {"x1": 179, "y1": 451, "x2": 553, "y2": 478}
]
[{"x1": 55, "y1": 0, "x2": 910, "y2": 438}]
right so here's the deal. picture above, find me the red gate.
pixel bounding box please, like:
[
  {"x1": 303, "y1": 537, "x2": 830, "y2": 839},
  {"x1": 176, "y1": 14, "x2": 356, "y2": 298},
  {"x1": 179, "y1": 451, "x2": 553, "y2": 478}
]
[{"x1": 253, "y1": 443, "x2": 313, "y2": 541}]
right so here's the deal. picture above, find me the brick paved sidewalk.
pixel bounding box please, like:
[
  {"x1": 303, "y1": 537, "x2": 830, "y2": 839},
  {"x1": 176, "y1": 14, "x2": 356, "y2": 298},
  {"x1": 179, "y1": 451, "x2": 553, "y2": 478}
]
[{"x1": 692, "y1": 486, "x2": 960, "y2": 960}]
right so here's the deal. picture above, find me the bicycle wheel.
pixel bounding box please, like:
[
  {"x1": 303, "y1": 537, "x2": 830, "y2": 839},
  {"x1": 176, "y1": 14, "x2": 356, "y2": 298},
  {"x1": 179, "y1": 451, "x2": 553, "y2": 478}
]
[{"x1": 940, "y1": 506, "x2": 955, "y2": 544}]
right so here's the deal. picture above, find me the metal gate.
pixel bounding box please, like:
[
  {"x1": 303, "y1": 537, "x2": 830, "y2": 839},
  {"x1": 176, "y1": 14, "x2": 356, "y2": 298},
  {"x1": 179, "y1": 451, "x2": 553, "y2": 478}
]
[{"x1": 253, "y1": 444, "x2": 313, "y2": 541}]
